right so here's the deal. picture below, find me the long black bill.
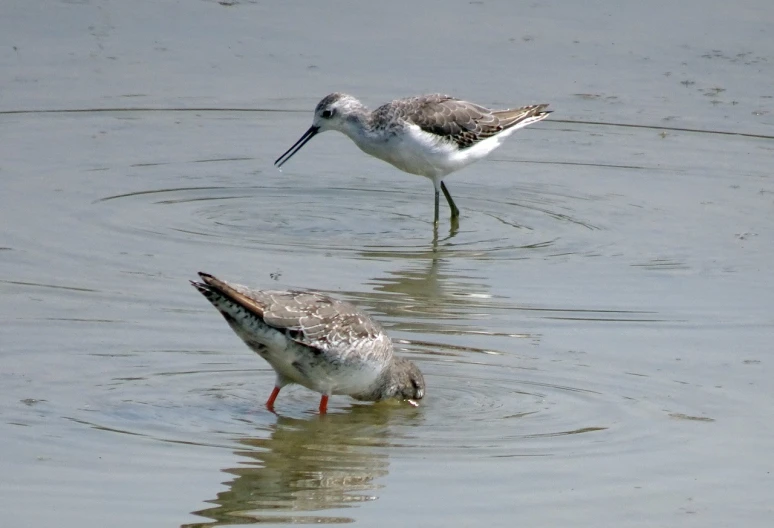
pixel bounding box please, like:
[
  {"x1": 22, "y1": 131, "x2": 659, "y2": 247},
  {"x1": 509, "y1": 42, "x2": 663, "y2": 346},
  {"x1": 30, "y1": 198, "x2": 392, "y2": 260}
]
[{"x1": 275, "y1": 125, "x2": 319, "y2": 168}]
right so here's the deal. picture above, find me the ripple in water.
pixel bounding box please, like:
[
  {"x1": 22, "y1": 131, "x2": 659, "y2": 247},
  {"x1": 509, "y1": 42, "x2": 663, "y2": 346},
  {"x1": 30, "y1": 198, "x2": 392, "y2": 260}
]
[
  {"x1": 93, "y1": 183, "x2": 602, "y2": 260},
  {"x1": 52, "y1": 323, "x2": 720, "y2": 526}
]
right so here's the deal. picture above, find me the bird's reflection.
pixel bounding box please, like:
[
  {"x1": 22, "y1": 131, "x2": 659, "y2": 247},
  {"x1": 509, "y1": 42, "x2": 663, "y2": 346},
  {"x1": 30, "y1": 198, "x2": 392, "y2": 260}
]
[
  {"x1": 346, "y1": 233, "x2": 500, "y2": 335},
  {"x1": 434, "y1": 216, "x2": 460, "y2": 243},
  {"x1": 184, "y1": 403, "x2": 421, "y2": 527}
]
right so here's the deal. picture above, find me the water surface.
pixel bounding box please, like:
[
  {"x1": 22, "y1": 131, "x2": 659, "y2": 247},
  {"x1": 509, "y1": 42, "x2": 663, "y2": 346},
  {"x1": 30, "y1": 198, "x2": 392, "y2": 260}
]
[{"x1": 2, "y1": 1, "x2": 773, "y2": 527}]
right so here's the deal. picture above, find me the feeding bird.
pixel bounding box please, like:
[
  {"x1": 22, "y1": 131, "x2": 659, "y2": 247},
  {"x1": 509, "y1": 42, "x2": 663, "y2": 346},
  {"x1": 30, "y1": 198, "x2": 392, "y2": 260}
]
[
  {"x1": 275, "y1": 93, "x2": 551, "y2": 225},
  {"x1": 191, "y1": 272, "x2": 425, "y2": 414}
]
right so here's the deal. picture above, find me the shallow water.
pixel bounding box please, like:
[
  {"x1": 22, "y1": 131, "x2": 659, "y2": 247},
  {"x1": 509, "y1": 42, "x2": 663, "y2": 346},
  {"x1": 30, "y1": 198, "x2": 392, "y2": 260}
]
[{"x1": 2, "y1": 1, "x2": 774, "y2": 527}]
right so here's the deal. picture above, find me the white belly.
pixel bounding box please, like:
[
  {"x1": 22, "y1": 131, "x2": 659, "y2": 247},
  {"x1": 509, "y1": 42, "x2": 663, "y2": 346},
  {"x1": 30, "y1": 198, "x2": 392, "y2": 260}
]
[{"x1": 351, "y1": 124, "x2": 507, "y2": 181}]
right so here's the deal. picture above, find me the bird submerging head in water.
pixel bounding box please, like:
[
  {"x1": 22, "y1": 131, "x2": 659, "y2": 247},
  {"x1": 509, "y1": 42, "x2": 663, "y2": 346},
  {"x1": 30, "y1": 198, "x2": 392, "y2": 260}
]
[{"x1": 191, "y1": 272, "x2": 425, "y2": 414}]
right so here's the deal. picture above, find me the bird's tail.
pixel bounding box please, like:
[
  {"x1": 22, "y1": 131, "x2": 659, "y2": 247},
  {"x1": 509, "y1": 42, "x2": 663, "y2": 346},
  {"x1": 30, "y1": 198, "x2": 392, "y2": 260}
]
[{"x1": 191, "y1": 272, "x2": 268, "y2": 328}]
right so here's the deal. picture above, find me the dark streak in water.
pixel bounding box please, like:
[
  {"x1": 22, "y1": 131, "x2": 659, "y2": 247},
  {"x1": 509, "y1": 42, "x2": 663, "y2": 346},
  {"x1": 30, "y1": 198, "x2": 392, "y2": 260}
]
[
  {"x1": 0, "y1": 279, "x2": 98, "y2": 292},
  {"x1": 544, "y1": 317, "x2": 673, "y2": 322},
  {"x1": 485, "y1": 213, "x2": 531, "y2": 230},
  {"x1": 21, "y1": 398, "x2": 47, "y2": 406},
  {"x1": 64, "y1": 417, "x2": 237, "y2": 449},
  {"x1": 5, "y1": 107, "x2": 772, "y2": 140},
  {"x1": 491, "y1": 453, "x2": 553, "y2": 458},
  {"x1": 95, "y1": 186, "x2": 228, "y2": 203},
  {"x1": 552, "y1": 118, "x2": 774, "y2": 141},
  {"x1": 0, "y1": 107, "x2": 305, "y2": 115},
  {"x1": 522, "y1": 426, "x2": 608, "y2": 438},
  {"x1": 130, "y1": 157, "x2": 254, "y2": 167},
  {"x1": 64, "y1": 417, "x2": 147, "y2": 437},
  {"x1": 403, "y1": 339, "x2": 523, "y2": 356},
  {"x1": 508, "y1": 306, "x2": 657, "y2": 314},
  {"x1": 43, "y1": 318, "x2": 121, "y2": 323},
  {"x1": 158, "y1": 196, "x2": 244, "y2": 205},
  {"x1": 668, "y1": 413, "x2": 715, "y2": 422},
  {"x1": 518, "y1": 160, "x2": 651, "y2": 171}
]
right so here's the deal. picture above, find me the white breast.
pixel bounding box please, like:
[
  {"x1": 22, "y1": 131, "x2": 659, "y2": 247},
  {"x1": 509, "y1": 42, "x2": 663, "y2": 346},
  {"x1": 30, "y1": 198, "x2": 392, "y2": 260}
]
[{"x1": 348, "y1": 123, "x2": 512, "y2": 183}]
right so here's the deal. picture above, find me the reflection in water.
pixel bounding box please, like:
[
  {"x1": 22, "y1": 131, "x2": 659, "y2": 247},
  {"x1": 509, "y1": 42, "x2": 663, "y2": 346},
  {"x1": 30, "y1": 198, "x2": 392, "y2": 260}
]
[
  {"x1": 348, "y1": 233, "x2": 662, "y2": 344},
  {"x1": 365, "y1": 239, "x2": 467, "y2": 320},
  {"x1": 352, "y1": 238, "x2": 538, "y2": 339},
  {"x1": 185, "y1": 405, "x2": 419, "y2": 526},
  {"x1": 434, "y1": 217, "x2": 460, "y2": 243}
]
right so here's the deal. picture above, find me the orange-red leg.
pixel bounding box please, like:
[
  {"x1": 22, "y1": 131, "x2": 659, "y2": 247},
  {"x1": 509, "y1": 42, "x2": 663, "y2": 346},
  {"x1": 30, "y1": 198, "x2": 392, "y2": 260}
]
[
  {"x1": 318, "y1": 395, "x2": 329, "y2": 414},
  {"x1": 265, "y1": 386, "x2": 281, "y2": 411}
]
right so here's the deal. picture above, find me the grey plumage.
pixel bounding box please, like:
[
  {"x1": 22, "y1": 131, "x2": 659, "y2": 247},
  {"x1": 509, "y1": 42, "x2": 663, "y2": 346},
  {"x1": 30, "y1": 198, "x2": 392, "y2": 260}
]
[
  {"x1": 276, "y1": 92, "x2": 552, "y2": 225},
  {"x1": 191, "y1": 272, "x2": 425, "y2": 412},
  {"x1": 370, "y1": 94, "x2": 551, "y2": 149}
]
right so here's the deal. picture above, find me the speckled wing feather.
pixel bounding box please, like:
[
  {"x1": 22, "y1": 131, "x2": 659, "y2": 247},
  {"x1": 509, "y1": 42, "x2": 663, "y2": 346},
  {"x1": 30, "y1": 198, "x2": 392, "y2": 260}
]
[
  {"x1": 197, "y1": 273, "x2": 390, "y2": 358},
  {"x1": 258, "y1": 291, "x2": 388, "y2": 353},
  {"x1": 375, "y1": 94, "x2": 550, "y2": 149}
]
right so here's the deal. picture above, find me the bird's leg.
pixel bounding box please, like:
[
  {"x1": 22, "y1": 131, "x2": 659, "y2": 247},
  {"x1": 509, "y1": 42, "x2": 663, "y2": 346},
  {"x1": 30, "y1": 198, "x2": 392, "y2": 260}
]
[
  {"x1": 265, "y1": 386, "x2": 281, "y2": 412},
  {"x1": 318, "y1": 394, "x2": 329, "y2": 414},
  {"x1": 433, "y1": 188, "x2": 440, "y2": 227},
  {"x1": 440, "y1": 181, "x2": 460, "y2": 220}
]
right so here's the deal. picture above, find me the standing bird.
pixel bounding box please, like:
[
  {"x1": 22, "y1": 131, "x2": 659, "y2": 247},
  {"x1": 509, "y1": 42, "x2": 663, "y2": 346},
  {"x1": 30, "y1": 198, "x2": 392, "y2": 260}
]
[
  {"x1": 275, "y1": 93, "x2": 551, "y2": 226},
  {"x1": 191, "y1": 272, "x2": 425, "y2": 414}
]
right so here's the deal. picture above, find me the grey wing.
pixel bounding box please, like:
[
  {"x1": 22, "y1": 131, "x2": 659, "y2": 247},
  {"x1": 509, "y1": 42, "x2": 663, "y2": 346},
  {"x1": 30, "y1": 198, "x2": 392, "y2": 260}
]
[
  {"x1": 259, "y1": 291, "x2": 392, "y2": 358},
  {"x1": 386, "y1": 94, "x2": 548, "y2": 149}
]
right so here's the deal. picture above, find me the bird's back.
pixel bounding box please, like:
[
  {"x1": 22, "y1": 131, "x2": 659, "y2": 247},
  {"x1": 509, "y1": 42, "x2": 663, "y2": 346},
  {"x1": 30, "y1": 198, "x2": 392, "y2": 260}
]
[
  {"x1": 193, "y1": 274, "x2": 394, "y2": 394},
  {"x1": 374, "y1": 94, "x2": 550, "y2": 149},
  {"x1": 250, "y1": 288, "x2": 392, "y2": 363}
]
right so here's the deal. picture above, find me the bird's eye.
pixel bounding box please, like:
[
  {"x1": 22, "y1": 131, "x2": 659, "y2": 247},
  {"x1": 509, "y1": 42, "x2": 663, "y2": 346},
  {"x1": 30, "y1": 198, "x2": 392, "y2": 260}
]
[{"x1": 321, "y1": 109, "x2": 334, "y2": 119}]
